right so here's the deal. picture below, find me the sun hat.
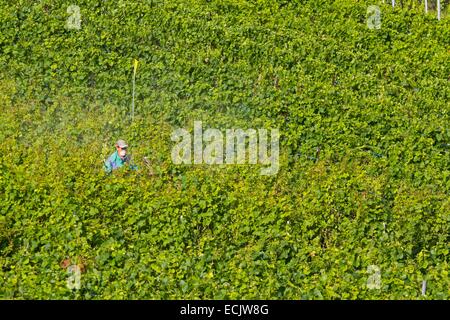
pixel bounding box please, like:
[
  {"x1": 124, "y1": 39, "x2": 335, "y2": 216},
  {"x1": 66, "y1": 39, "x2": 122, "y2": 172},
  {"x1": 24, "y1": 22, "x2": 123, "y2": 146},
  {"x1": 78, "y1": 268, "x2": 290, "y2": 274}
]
[{"x1": 116, "y1": 139, "x2": 128, "y2": 148}]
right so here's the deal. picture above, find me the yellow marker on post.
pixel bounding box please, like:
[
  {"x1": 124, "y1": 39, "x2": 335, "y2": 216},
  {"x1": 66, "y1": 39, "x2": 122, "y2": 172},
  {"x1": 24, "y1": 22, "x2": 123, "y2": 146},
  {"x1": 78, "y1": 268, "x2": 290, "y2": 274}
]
[
  {"x1": 133, "y1": 59, "x2": 139, "y2": 75},
  {"x1": 132, "y1": 59, "x2": 139, "y2": 121}
]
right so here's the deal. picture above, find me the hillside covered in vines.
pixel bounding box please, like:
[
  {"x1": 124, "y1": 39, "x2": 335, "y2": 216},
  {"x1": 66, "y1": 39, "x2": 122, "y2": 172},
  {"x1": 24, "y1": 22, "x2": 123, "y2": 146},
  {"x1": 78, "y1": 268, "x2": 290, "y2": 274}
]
[{"x1": 0, "y1": 0, "x2": 449, "y2": 299}]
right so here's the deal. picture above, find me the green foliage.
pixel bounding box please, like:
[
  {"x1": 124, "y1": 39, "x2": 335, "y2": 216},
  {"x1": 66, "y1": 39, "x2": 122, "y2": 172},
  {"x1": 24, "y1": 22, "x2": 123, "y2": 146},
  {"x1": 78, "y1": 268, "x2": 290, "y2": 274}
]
[{"x1": 0, "y1": 0, "x2": 449, "y2": 299}]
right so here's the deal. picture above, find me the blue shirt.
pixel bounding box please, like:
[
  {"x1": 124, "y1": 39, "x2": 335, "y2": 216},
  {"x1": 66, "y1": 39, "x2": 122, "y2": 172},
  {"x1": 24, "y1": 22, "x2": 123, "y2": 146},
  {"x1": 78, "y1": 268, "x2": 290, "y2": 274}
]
[{"x1": 104, "y1": 151, "x2": 138, "y2": 173}]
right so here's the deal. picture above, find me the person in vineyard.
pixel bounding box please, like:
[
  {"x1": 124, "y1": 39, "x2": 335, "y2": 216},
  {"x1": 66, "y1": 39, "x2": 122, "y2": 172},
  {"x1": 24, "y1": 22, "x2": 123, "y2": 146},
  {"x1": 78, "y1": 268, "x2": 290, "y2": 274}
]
[{"x1": 103, "y1": 139, "x2": 138, "y2": 173}]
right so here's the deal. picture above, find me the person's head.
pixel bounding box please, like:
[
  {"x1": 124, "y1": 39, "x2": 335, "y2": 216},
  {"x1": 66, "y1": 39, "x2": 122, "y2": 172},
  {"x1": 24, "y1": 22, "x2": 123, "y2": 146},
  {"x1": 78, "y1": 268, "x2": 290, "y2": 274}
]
[{"x1": 115, "y1": 139, "x2": 128, "y2": 159}]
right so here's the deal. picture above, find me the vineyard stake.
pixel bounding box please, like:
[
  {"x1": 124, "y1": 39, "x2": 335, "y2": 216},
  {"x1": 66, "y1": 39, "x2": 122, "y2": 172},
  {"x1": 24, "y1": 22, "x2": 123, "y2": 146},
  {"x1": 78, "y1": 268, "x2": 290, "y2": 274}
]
[
  {"x1": 421, "y1": 280, "x2": 427, "y2": 296},
  {"x1": 425, "y1": 0, "x2": 428, "y2": 14},
  {"x1": 131, "y1": 59, "x2": 139, "y2": 121},
  {"x1": 437, "y1": 0, "x2": 441, "y2": 20}
]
